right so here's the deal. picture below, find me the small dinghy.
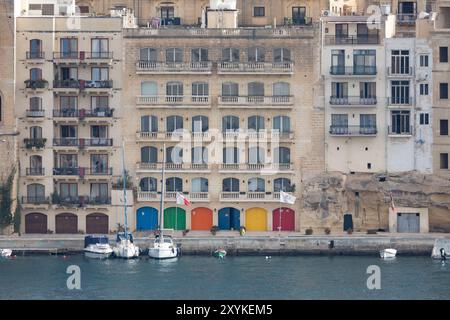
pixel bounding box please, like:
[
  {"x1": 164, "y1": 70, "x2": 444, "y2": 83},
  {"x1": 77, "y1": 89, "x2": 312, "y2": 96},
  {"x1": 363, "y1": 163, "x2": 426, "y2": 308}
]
[
  {"x1": 0, "y1": 249, "x2": 12, "y2": 258},
  {"x1": 380, "y1": 248, "x2": 397, "y2": 259},
  {"x1": 213, "y1": 249, "x2": 226, "y2": 258}
]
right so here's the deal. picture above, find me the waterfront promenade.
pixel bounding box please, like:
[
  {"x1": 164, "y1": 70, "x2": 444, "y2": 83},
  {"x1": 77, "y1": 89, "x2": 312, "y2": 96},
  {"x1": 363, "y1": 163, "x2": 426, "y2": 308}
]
[{"x1": 1, "y1": 232, "x2": 449, "y2": 256}]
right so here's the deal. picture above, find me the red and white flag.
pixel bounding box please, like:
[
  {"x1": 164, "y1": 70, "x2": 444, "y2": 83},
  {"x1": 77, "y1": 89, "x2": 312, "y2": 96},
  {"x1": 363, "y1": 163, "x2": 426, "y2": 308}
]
[{"x1": 176, "y1": 192, "x2": 191, "y2": 206}]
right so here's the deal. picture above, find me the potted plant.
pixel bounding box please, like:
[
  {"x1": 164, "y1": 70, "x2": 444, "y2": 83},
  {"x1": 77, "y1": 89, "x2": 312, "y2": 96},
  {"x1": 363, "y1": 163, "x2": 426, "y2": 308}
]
[
  {"x1": 324, "y1": 227, "x2": 331, "y2": 235},
  {"x1": 347, "y1": 228, "x2": 353, "y2": 235},
  {"x1": 210, "y1": 225, "x2": 219, "y2": 236},
  {"x1": 182, "y1": 229, "x2": 189, "y2": 237},
  {"x1": 239, "y1": 226, "x2": 246, "y2": 236},
  {"x1": 305, "y1": 227, "x2": 313, "y2": 235}
]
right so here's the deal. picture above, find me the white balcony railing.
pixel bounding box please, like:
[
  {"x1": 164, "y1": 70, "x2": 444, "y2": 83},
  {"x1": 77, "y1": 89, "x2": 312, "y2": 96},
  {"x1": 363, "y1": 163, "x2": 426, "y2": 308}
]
[
  {"x1": 136, "y1": 61, "x2": 212, "y2": 73},
  {"x1": 218, "y1": 95, "x2": 294, "y2": 106},
  {"x1": 136, "y1": 95, "x2": 210, "y2": 106},
  {"x1": 218, "y1": 62, "x2": 293, "y2": 74}
]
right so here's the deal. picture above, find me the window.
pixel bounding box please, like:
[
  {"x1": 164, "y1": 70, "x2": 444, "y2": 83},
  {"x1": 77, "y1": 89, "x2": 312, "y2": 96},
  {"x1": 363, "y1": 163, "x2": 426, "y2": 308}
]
[
  {"x1": 91, "y1": 96, "x2": 108, "y2": 110},
  {"x1": 166, "y1": 82, "x2": 183, "y2": 96},
  {"x1": 141, "y1": 81, "x2": 157, "y2": 96},
  {"x1": 331, "y1": 82, "x2": 348, "y2": 98},
  {"x1": 248, "y1": 178, "x2": 265, "y2": 192},
  {"x1": 391, "y1": 50, "x2": 410, "y2": 74},
  {"x1": 441, "y1": 120, "x2": 449, "y2": 136},
  {"x1": 331, "y1": 50, "x2": 345, "y2": 74},
  {"x1": 60, "y1": 96, "x2": 77, "y2": 111},
  {"x1": 331, "y1": 114, "x2": 349, "y2": 130},
  {"x1": 166, "y1": 115, "x2": 183, "y2": 132},
  {"x1": 248, "y1": 82, "x2": 264, "y2": 96},
  {"x1": 274, "y1": 147, "x2": 290, "y2": 164},
  {"x1": 42, "y1": 4, "x2": 54, "y2": 15},
  {"x1": 360, "y1": 114, "x2": 377, "y2": 131},
  {"x1": 391, "y1": 81, "x2": 410, "y2": 104},
  {"x1": 222, "y1": 115, "x2": 239, "y2": 132},
  {"x1": 274, "y1": 178, "x2": 291, "y2": 192},
  {"x1": 253, "y1": 6, "x2": 265, "y2": 17},
  {"x1": 273, "y1": 116, "x2": 290, "y2": 133},
  {"x1": 166, "y1": 48, "x2": 183, "y2": 63},
  {"x1": 141, "y1": 146, "x2": 158, "y2": 163},
  {"x1": 192, "y1": 178, "x2": 208, "y2": 193},
  {"x1": 27, "y1": 184, "x2": 45, "y2": 202},
  {"x1": 248, "y1": 147, "x2": 265, "y2": 164},
  {"x1": 222, "y1": 48, "x2": 239, "y2": 62},
  {"x1": 191, "y1": 48, "x2": 208, "y2": 62},
  {"x1": 248, "y1": 115, "x2": 265, "y2": 131},
  {"x1": 30, "y1": 97, "x2": 42, "y2": 111},
  {"x1": 91, "y1": 154, "x2": 108, "y2": 174},
  {"x1": 248, "y1": 47, "x2": 265, "y2": 62},
  {"x1": 335, "y1": 23, "x2": 349, "y2": 38},
  {"x1": 30, "y1": 126, "x2": 42, "y2": 139},
  {"x1": 353, "y1": 49, "x2": 376, "y2": 74},
  {"x1": 30, "y1": 155, "x2": 42, "y2": 170},
  {"x1": 273, "y1": 82, "x2": 290, "y2": 96},
  {"x1": 60, "y1": 125, "x2": 77, "y2": 138},
  {"x1": 90, "y1": 183, "x2": 108, "y2": 202},
  {"x1": 420, "y1": 54, "x2": 429, "y2": 67},
  {"x1": 30, "y1": 68, "x2": 42, "y2": 81},
  {"x1": 420, "y1": 83, "x2": 429, "y2": 95},
  {"x1": 91, "y1": 39, "x2": 109, "y2": 58},
  {"x1": 161, "y1": 6, "x2": 175, "y2": 19},
  {"x1": 140, "y1": 48, "x2": 157, "y2": 62},
  {"x1": 60, "y1": 38, "x2": 78, "y2": 58},
  {"x1": 223, "y1": 147, "x2": 239, "y2": 164},
  {"x1": 440, "y1": 153, "x2": 449, "y2": 169},
  {"x1": 60, "y1": 154, "x2": 77, "y2": 168},
  {"x1": 78, "y1": 6, "x2": 89, "y2": 14},
  {"x1": 222, "y1": 82, "x2": 239, "y2": 97},
  {"x1": 166, "y1": 146, "x2": 183, "y2": 164},
  {"x1": 292, "y1": 6, "x2": 307, "y2": 25},
  {"x1": 140, "y1": 177, "x2": 157, "y2": 192},
  {"x1": 60, "y1": 183, "x2": 78, "y2": 200},
  {"x1": 440, "y1": 83, "x2": 449, "y2": 99},
  {"x1": 59, "y1": 67, "x2": 77, "y2": 81},
  {"x1": 141, "y1": 115, "x2": 158, "y2": 133},
  {"x1": 222, "y1": 178, "x2": 239, "y2": 192},
  {"x1": 29, "y1": 39, "x2": 42, "y2": 58},
  {"x1": 192, "y1": 115, "x2": 209, "y2": 133},
  {"x1": 91, "y1": 125, "x2": 108, "y2": 138},
  {"x1": 360, "y1": 82, "x2": 376, "y2": 99},
  {"x1": 192, "y1": 82, "x2": 209, "y2": 97},
  {"x1": 91, "y1": 67, "x2": 109, "y2": 81},
  {"x1": 420, "y1": 113, "x2": 429, "y2": 125},
  {"x1": 166, "y1": 177, "x2": 182, "y2": 192},
  {"x1": 391, "y1": 111, "x2": 411, "y2": 134},
  {"x1": 192, "y1": 147, "x2": 208, "y2": 164},
  {"x1": 440, "y1": 47, "x2": 448, "y2": 63},
  {"x1": 273, "y1": 48, "x2": 291, "y2": 62}
]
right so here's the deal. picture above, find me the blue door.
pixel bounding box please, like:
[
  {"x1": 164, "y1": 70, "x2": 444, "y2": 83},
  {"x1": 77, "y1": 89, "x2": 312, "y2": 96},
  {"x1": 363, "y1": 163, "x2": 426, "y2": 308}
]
[
  {"x1": 218, "y1": 207, "x2": 240, "y2": 230},
  {"x1": 136, "y1": 207, "x2": 158, "y2": 231}
]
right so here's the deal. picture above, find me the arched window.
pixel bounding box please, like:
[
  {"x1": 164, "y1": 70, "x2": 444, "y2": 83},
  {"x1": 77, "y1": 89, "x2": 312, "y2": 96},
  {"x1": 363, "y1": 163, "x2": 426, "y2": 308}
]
[
  {"x1": 192, "y1": 147, "x2": 208, "y2": 164},
  {"x1": 222, "y1": 82, "x2": 239, "y2": 97},
  {"x1": 141, "y1": 146, "x2": 158, "y2": 163},
  {"x1": 30, "y1": 68, "x2": 42, "y2": 81},
  {"x1": 29, "y1": 97, "x2": 42, "y2": 111},
  {"x1": 274, "y1": 147, "x2": 290, "y2": 164},
  {"x1": 30, "y1": 126, "x2": 42, "y2": 139},
  {"x1": 273, "y1": 116, "x2": 291, "y2": 133},
  {"x1": 141, "y1": 115, "x2": 158, "y2": 132},
  {"x1": 192, "y1": 177, "x2": 208, "y2": 193},
  {"x1": 274, "y1": 178, "x2": 291, "y2": 192},
  {"x1": 192, "y1": 115, "x2": 209, "y2": 133},
  {"x1": 27, "y1": 183, "x2": 45, "y2": 202},
  {"x1": 141, "y1": 81, "x2": 157, "y2": 96},
  {"x1": 248, "y1": 82, "x2": 264, "y2": 96},
  {"x1": 166, "y1": 48, "x2": 183, "y2": 63},
  {"x1": 273, "y1": 48, "x2": 291, "y2": 62},
  {"x1": 273, "y1": 82, "x2": 290, "y2": 96},
  {"x1": 248, "y1": 47, "x2": 265, "y2": 62},
  {"x1": 222, "y1": 48, "x2": 240, "y2": 62},
  {"x1": 166, "y1": 146, "x2": 183, "y2": 164},
  {"x1": 222, "y1": 178, "x2": 239, "y2": 192},
  {"x1": 166, "y1": 115, "x2": 183, "y2": 132},
  {"x1": 222, "y1": 115, "x2": 239, "y2": 132},
  {"x1": 223, "y1": 147, "x2": 239, "y2": 164},
  {"x1": 248, "y1": 147, "x2": 265, "y2": 164},
  {"x1": 192, "y1": 82, "x2": 209, "y2": 97},
  {"x1": 29, "y1": 39, "x2": 43, "y2": 59},
  {"x1": 166, "y1": 81, "x2": 183, "y2": 96},
  {"x1": 140, "y1": 48, "x2": 157, "y2": 62},
  {"x1": 248, "y1": 115, "x2": 265, "y2": 131},
  {"x1": 166, "y1": 177, "x2": 183, "y2": 192},
  {"x1": 248, "y1": 178, "x2": 265, "y2": 192},
  {"x1": 140, "y1": 177, "x2": 157, "y2": 192}
]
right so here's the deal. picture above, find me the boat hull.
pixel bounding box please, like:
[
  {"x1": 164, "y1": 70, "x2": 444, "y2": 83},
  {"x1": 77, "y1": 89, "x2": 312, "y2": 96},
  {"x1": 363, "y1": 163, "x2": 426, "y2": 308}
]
[
  {"x1": 113, "y1": 240, "x2": 140, "y2": 259},
  {"x1": 0, "y1": 249, "x2": 12, "y2": 258},
  {"x1": 380, "y1": 249, "x2": 397, "y2": 259},
  {"x1": 84, "y1": 244, "x2": 113, "y2": 259},
  {"x1": 148, "y1": 247, "x2": 178, "y2": 259}
]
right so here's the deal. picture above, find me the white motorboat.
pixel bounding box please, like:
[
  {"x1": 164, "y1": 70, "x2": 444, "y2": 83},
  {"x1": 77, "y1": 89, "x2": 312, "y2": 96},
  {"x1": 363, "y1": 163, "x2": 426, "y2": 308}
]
[
  {"x1": 113, "y1": 232, "x2": 139, "y2": 259},
  {"x1": 148, "y1": 236, "x2": 179, "y2": 259},
  {"x1": 84, "y1": 235, "x2": 113, "y2": 259},
  {"x1": 0, "y1": 249, "x2": 12, "y2": 258},
  {"x1": 380, "y1": 248, "x2": 397, "y2": 259}
]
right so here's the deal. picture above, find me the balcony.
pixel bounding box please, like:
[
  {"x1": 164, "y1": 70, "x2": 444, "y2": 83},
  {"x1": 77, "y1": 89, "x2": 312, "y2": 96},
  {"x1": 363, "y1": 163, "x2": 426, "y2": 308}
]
[
  {"x1": 137, "y1": 191, "x2": 159, "y2": 202},
  {"x1": 80, "y1": 138, "x2": 113, "y2": 148},
  {"x1": 329, "y1": 125, "x2": 377, "y2": 136},
  {"x1": 136, "y1": 162, "x2": 210, "y2": 172},
  {"x1": 53, "y1": 138, "x2": 79, "y2": 147},
  {"x1": 218, "y1": 95, "x2": 294, "y2": 108},
  {"x1": 24, "y1": 79, "x2": 48, "y2": 91},
  {"x1": 24, "y1": 138, "x2": 46, "y2": 149},
  {"x1": 82, "y1": 52, "x2": 113, "y2": 64},
  {"x1": 84, "y1": 108, "x2": 114, "y2": 118},
  {"x1": 53, "y1": 167, "x2": 81, "y2": 176},
  {"x1": 53, "y1": 80, "x2": 80, "y2": 91},
  {"x1": 86, "y1": 197, "x2": 111, "y2": 206},
  {"x1": 136, "y1": 61, "x2": 212, "y2": 74},
  {"x1": 396, "y1": 14, "x2": 417, "y2": 25},
  {"x1": 388, "y1": 97, "x2": 413, "y2": 107},
  {"x1": 387, "y1": 67, "x2": 413, "y2": 77},
  {"x1": 330, "y1": 66, "x2": 377, "y2": 76},
  {"x1": 388, "y1": 126, "x2": 414, "y2": 137},
  {"x1": 26, "y1": 167, "x2": 45, "y2": 176},
  {"x1": 57, "y1": 196, "x2": 85, "y2": 207},
  {"x1": 190, "y1": 192, "x2": 209, "y2": 201},
  {"x1": 53, "y1": 109, "x2": 79, "y2": 118},
  {"x1": 53, "y1": 51, "x2": 80, "y2": 62},
  {"x1": 324, "y1": 35, "x2": 380, "y2": 45},
  {"x1": 135, "y1": 131, "x2": 183, "y2": 141},
  {"x1": 329, "y1": 96, "x2": 377, "y2": 107},
  {"x1": 26, "y1": 51, "x2": 45, "y2": 62},
  {"x1": 219, "y1": 163, "x2": 292, "y2": 172},
  {"x1": 219, "y1": 192, "x2": 294, "y2": 202},
  {"x1": 22, "y1": 196, "x2": 50, "y2": 205},
  {"x1": 218, "y1": 62, "x2": 294, "y2": 75},
  {"x1": 136, "y1": 95, "x2": 210, "y2": 108},
  {"x1": 26, "y1": 109, "x2": 45, "y2": 118},
  {"x1": 86, "y1": 167, "x2": 113, "y2": 175},
  {"x1": 80, "y1": 80, "x2": 113, "y2": 90}
]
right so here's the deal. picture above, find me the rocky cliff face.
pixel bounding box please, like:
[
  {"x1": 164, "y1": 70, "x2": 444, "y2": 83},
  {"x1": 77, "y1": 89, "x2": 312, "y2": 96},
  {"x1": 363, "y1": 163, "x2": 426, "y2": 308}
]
[{"x1": 300, "y1": 172, "x2": 450, "y2": 233}]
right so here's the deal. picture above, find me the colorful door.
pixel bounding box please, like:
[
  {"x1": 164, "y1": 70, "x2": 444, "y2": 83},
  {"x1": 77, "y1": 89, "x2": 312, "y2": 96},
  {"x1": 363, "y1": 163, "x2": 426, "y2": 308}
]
[
  {"x1": 245, "y1": 208, "x2": 267, "y2": 231},
  {"x1": 25, "y1": 212, "x2": 47, "y2": 234},
  {"x1": 272, "y1": 208, "x2": 295, "y2": 231},
  {"x1": 136, "y1": 207, "x2": 158, "y2": 231},
  {"x1": 164, "y1": 207, "x2": 186, "y2": 230},
  {"x1": 191, "y1": 207, "x2": 213, "y2": 230},
  {"x1": 86, "y1": 213, "x2": 109, "y2": 234},
  {"x1": 218, "y1": 207, "x2": 240, "y2": 230},
  {"x1": 55, "y1": 213, "x2": 78, "y2": 234}
]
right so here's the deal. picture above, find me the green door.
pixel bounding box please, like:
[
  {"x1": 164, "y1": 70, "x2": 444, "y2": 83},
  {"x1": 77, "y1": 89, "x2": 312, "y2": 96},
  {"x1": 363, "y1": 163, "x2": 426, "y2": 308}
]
[{"x1": 163, "y1": 207, "x2": 186, "y2": 230}]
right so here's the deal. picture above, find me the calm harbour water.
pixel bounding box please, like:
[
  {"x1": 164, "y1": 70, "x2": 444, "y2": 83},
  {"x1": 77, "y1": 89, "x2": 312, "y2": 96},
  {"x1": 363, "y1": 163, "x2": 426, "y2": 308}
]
[{"x1": 0, "y1": 255, "x2": 449, "y2": 300}]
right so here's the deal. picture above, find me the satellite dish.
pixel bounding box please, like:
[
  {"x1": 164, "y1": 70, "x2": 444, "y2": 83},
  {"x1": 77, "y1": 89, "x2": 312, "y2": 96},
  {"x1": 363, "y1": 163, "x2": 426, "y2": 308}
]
[{"x1": 418, "y1": 11, "x2": 429, "y2": 19}]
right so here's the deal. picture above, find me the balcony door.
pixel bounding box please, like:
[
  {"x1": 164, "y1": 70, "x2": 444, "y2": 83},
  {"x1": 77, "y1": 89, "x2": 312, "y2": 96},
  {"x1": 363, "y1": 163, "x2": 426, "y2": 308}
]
[
  {"x1": 60, "y1": 38, "x2": 78, "y2": 58},
  {"x1": 391, "y1": 50, "x2": 410, "y2": 74},
  {"x1": 391, "y1": 110, "x2": 411, "y2": 134},
  {"x1": 331, "y1": 50, "x2": 345, "y2": 74},
  {"x1": 292, "y1": 7, "x2": 306, "y2": 25}
]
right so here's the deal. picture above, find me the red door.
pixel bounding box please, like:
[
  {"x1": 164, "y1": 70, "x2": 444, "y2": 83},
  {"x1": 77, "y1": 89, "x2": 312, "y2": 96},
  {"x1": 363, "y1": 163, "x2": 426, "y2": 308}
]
[
  {"x1": 191, "y1": 207, "x2": 213, "y2": 230},
  {"x1": 272, "y1": 208, "x2": 295, "y2": 231}
]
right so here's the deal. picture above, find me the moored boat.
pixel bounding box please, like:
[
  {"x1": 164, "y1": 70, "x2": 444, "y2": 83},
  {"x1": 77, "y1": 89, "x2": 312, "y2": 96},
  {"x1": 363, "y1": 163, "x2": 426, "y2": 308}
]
[
  {"x1": 148, "y1": 235, "x2": 178, "y2": 259},
  {"x1": 380, "y1": 248, "x2": 397, "y2": 259},
  {"x1": 213, "y1": 249, "x2": 227, "y2": 258},
  {"x1": 113, "y1": 232, "x2": 140, "y2": 259},
  {"x1": 0, "y1": 249, "x2": 12, "y2": 258},
  {"x1": 84, "y1": 235, "x2": 113, "y2": 259}
]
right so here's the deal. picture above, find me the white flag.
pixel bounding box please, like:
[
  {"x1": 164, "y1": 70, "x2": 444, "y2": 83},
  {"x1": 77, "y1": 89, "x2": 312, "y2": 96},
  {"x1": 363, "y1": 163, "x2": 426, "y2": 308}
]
[
  {"x1": 280, "y1": 191, "x2": 296, "y2": 204},
  {"x1": 176, "y1": 192, "x2": 191, "y2": 206}
]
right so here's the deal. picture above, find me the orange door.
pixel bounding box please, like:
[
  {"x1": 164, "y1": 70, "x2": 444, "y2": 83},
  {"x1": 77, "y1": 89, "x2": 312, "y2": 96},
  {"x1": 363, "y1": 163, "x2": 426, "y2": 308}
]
[{"x1": 191, "y1": 207, "x2": 213, "y2": 230}]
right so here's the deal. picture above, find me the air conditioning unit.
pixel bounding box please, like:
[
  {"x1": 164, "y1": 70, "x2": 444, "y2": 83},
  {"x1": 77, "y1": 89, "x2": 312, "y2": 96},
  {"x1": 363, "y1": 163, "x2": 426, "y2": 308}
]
[{"x1": 321, "y1": 10, "x2": 330, "y2": 17}]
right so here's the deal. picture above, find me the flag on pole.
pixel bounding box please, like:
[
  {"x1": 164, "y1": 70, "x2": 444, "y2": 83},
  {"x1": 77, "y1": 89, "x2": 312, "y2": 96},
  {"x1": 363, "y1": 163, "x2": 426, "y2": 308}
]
[
  {"x1": 280, "y1": 191, "x2": 296, "y2": 204},
  {"x1": 176, "y1": 192, "x2": 191, "y2": 206},
  {"x1": 389, "y1": 192, "x2": 396, "y2": 213}
]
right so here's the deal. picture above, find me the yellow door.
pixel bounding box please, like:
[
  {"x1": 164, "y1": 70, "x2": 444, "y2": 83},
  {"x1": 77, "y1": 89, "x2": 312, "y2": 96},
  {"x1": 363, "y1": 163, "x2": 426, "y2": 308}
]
[{"x1": 245, "y1": 208, "x2": 267, "y2": 231}]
